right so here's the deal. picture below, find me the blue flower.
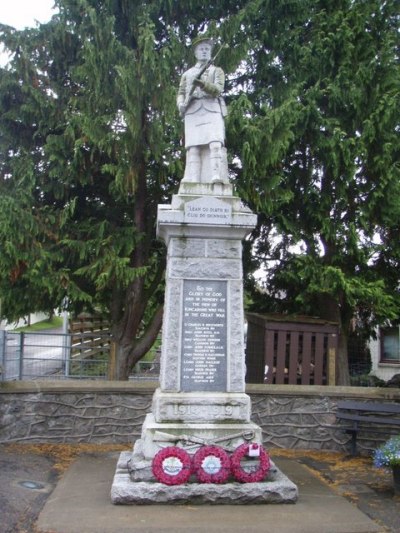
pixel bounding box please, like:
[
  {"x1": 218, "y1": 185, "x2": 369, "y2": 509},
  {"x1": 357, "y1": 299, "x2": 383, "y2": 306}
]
[{"x1": 373, "y1": 435, "x2": 400, "y2": 468}]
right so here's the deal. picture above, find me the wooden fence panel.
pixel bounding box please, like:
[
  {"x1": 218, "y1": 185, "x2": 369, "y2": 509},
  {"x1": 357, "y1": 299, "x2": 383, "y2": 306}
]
[
  {"x1": 288, "y1": 331, "x2": 299, "y2": 384},
  {"x1": 275, "y1": 331, "x2": 287, "y2": 384},
  {"x1": 314, "y1": 333, "x2": 325, "y2": 385},
  {"x1": 301, "y1": 332, "x2": 312, "y2": 385},
  {"x1": 69, "y1": 314, "x2": 111, "y2": 362},
  {"x1": 264, "y1": 330, "x2": 275, "y2": 383},
  {"x1": 246, "y1": 313, "x2": 339, "y2": 385},
  {"x1": 245, "y1": 320, "x2": 265, "y2": 383}
]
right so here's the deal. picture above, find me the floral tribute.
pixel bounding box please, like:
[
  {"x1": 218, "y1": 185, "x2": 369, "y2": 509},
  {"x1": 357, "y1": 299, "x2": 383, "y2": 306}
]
[
  {"x1": 152, "y1": 446, "x2": 192, "y2": 485},
  {"x1": 373, "y1": 435, "x2": 400, "y2": 469},
  {"x1": 152, "y1": 442, "x2": 271, "y2": 485},
  {"x1": 231, "y1": 443, "x2": 270, "y2": 483},
  {"x1": 192, "y1": 445, "x2": 231, "y2": 484}
]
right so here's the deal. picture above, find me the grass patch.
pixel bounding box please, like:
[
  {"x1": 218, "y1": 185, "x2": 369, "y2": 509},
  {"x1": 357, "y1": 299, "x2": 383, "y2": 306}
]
[
  {"x1": 69, "y1": 352, "x2": 109, "y2": 378},
  {"x1": 12, "y1": 316, "x2": 63, "y2": 332},
  {"x1": 141, "y1": 335, "x2": 161, "y2": 362},
  {"x1": 4, "y1": 442, "x2": 129, "y2": 473}
]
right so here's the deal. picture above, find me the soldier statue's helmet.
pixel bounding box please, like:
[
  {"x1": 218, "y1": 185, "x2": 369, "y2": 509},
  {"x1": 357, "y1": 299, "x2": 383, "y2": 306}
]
[{"x1": 191, "y1": 36, "x2": 216, "y2": 50}]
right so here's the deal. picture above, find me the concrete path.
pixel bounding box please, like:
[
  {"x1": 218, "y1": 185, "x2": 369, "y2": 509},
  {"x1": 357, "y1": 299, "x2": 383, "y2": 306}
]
[{"x1": 37, "y1": 453, "x2": 381, "y2": 533}]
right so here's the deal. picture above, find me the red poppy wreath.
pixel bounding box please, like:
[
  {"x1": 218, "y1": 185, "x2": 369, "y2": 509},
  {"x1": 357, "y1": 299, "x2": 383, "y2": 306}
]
[
  {"x1": 231, "y1": 443, "x2": 270, "y2": 483},
  {"x1": 192, "y1": 445, "x2": 231, "y2": 484},
  {"x1": 152, "y1": 446, "x2": 192, "y2": 485}
]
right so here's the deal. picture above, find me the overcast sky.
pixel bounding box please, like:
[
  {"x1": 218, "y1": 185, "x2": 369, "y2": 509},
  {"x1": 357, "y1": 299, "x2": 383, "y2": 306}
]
[
  {"x1": 0, "y1": 0, "x2": 56, "y2": 29},
  {"x1": 0, "y1": 0, "x2": 57, "y2": 65}
]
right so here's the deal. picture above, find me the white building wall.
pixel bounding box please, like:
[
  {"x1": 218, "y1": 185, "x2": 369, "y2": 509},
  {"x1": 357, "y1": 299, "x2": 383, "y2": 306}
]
[
  {"x1": 0, "y1": 312, "x2": 49, "y2": 331},
  {"x1": 369, "y1": 329, "x2": 400, "y2": 381}
]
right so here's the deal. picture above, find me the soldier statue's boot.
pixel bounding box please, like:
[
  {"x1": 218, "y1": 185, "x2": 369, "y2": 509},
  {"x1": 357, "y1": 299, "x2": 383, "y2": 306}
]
[
  {"x1": 210, "y1": 142, "x2": 229, "y2": 184},
  {"x1": 210, "y1": 142, "x2": 223, "y2": 184}
]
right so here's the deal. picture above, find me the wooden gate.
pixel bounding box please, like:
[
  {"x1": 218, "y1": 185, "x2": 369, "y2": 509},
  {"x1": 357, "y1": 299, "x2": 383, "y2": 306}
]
[
  {"x1": 245, "y1": 313, "x2": 338, "y2": 385},
  {"x1": 68, "y1": 313, "x2": 116, "y2": 378}
]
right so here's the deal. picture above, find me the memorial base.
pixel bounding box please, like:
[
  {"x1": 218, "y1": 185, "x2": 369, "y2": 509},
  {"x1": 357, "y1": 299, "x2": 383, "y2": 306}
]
[
  {"x1": 152, "y1": 388, "x2": 252, "y2": 424},
  {"x1": 111, "y1": 451, "x2": 298, "y2": 505},
  {"x1": 137, "y1": 413, "x2": 262, "y2": 460},
  {"x1": 109, "y1": 177, "x2": 300, "y2": 505}
]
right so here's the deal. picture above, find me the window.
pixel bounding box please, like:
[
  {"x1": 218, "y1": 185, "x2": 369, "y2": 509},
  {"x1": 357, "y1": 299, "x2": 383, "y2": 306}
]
[{"x1": 380, "y1": 326, "x2": 400, "y2": 363}]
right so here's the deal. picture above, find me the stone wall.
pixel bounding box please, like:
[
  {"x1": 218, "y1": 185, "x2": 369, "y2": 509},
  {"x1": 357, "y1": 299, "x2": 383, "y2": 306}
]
[
  {"x1": 1, "y1": 381, "x2": 399, "y2": 454},
  {"x1": 0, "y1": 382, "x2": 153, "y2": 444}
]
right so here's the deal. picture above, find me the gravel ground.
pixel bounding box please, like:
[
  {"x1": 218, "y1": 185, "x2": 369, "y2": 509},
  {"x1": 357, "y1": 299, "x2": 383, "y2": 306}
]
[{"x1": 0, "y1": 444, "x2": 399, "y2": 533}]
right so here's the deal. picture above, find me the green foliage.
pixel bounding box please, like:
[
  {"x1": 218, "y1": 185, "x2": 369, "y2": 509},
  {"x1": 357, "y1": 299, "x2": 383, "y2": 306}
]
[
  {"x1": 0, "y1": 1, "x2": 188, "y2": 323},
  {"x1": 0, "y1": 0, "x2": 251, "y2": 377},
  {"x1": 237, "y1": 0, "x2": 400, "y2": 335},
  {"x1": 0, "y1": 0, "x2": 399, "y2": 381},
  {"x1": 226, "y1": 0, "x2": 400, "y2": 383}
]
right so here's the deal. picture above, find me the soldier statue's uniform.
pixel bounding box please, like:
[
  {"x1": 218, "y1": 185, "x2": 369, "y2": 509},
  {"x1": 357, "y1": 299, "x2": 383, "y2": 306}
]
[{"x1": 177, "y1": 37, "x2": 228, "y2": 184}]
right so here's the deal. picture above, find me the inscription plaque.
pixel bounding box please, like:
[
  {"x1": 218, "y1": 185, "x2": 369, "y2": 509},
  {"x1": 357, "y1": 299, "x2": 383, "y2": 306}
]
[
  {"x1": 184, "y1": 197, "x2": 232, "y2": 225},
  {"x1": 181, "y1": 280, "x2": 227, "y2": 391}
]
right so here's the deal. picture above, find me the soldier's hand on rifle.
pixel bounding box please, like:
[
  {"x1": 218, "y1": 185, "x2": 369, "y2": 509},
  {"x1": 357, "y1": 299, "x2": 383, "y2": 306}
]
[{"x1": 193, "y1": 78, "x2": 205, "y2": 88}]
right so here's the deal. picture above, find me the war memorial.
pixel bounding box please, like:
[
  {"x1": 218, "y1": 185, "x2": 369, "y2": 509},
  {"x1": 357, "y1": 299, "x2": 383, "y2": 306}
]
[{"x1": 111, "y1": 36, "x2": 298, "y2": 504}]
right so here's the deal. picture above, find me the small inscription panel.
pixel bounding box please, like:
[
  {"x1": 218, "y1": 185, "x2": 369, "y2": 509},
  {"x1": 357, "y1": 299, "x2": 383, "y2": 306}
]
[
  {"x1": 184, "y1": 197, "x2": 232, "y2": 225},
  {"x1": 181, "y1": 280, "x2": 227, "y2": 392}
]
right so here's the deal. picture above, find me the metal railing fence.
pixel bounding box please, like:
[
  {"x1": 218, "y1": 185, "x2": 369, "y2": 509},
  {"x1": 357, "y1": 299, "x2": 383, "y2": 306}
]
[{"x1": 0, "y1": 330, "x2": 111, "y2": 381}]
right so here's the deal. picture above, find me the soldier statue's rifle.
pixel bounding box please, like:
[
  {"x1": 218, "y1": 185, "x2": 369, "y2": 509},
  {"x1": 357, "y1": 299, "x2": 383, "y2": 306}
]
[
  {"x1": 153, "y1": 429, "x2": 255, "y2": 452},
  {"x1": 179, "y1": 43, "x2": 226, "y2": 117}
]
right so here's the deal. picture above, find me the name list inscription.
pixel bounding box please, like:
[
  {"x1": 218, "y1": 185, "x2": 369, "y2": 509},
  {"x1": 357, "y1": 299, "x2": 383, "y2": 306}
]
[{"x1": 181, "y1": 280, "x2": 227, "y2": 392}]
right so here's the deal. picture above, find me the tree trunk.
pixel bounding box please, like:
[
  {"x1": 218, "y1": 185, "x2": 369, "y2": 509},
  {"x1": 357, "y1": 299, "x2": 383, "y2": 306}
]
[
  {"x1": 115, "y1": 342, "x2": 132, "y2": 381},
  {"x1": 336, "y1": 326, "x2": 351, "y2": 386},
  {"x1": 113, "y1": 305, "x2": 164, "y2": 380}
]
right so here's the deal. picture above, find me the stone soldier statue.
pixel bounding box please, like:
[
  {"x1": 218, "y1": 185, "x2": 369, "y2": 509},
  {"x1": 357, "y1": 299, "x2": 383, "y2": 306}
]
[{"x1": 177, "y1": 37, "x2": 229, "y2": 184}]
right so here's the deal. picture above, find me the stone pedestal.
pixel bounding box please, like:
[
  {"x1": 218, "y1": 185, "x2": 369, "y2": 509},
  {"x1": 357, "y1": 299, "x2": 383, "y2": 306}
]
[
  {"x1": 112, "y1": 452, "x2": 298, "y2": 504},
  {"x1": 111, "y1": 181, "x2": 298, "y2": 503},
  {"x1": 140, "y1": 182, "x2": 258, "y2": 457}
]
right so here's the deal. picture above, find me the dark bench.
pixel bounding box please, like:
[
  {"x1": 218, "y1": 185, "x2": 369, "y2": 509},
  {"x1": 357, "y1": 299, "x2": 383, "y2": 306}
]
[{"x1": 336, "y1": 400, "x2": 400, "y2": 455}]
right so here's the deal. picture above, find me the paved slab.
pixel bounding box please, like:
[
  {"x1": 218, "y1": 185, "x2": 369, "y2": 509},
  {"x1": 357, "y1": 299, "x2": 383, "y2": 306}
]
[
  {"x1": 36, "y1": 452, "x2": 381, "y2": 533},
  {"x1": 0, "y1": 447, "x2": 56, "y2": 533}
]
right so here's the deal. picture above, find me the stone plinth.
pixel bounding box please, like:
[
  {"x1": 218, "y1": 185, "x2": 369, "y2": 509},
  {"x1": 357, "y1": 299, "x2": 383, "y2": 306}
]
[
  {"x1": 111, "y1": 451, "x2": 298, "y2": 504},
  {"x1": 152, "y1": 388, "x2": 251, "y2": 423},
  {"x1": 134, "y1": 183, "x2": 259, "y2": 459},
  {"x1": 135, "y1": 413, "x2": 262, "y2": 461}
]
